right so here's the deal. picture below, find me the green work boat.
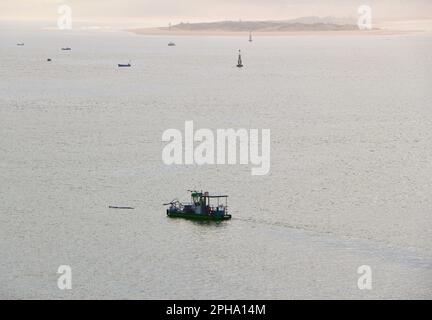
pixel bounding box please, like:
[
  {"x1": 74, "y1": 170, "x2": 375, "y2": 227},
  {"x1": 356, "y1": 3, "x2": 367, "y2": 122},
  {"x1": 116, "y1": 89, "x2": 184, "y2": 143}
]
[{"x1": 164, "y1": 191, "x2": 231, "y2": 221}]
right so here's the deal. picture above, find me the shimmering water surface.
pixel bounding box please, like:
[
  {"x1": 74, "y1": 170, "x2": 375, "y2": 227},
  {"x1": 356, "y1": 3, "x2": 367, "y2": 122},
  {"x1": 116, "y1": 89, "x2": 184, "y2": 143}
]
[{"x1": 1, "y1": 26, "x2": 432, "y2": 299}]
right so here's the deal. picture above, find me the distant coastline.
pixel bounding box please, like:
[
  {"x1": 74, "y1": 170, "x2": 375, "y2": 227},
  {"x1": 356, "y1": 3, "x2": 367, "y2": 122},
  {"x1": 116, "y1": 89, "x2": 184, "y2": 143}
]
[{"x1": 128, "y1": 18, "x2": 432, "y2": 36}]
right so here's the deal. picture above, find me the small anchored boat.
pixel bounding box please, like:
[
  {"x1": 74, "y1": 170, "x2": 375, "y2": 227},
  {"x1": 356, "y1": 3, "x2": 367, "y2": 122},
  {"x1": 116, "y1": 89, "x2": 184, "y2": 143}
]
[
  {"x1": 164, "y1": 191, "x2": 231, "y2": 221},
  {"x1": 47, "y1": 58, "x2": 52, "y2": 62},
  {"x1": 61, "y1": 47, "x2": 71, "y2": 51},
  {"x1": 118, "y1": 62, "x2": 131, "y2": 67},
  {"x1": 249, "y1": 31, "x2": 253, "y2": 42},
  {"x1": 236, "y1": 49, "x2": 243, "y2": 68},
  {"x1": 17, "y1": 43, "x2": 24, "y2": 46},
  {"x1": 167, "y1": 22, "x2": 176, "y2": 46},
  {"x1": 109, "y1": 206, "x2": 134, "y2": 210}
]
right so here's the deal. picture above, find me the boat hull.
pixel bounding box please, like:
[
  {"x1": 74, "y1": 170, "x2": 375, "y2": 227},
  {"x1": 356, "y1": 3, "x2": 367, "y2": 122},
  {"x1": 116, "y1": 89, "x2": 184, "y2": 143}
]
[{"x1": 167, "y1": 211, "x2": 231, "y2": 221}]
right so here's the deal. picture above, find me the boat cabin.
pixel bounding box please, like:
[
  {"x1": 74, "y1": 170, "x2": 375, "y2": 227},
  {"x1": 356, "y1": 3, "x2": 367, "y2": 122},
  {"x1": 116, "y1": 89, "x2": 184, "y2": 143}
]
[{"x1": 187, "y1": 191, "x2": 228, "y2": 215}]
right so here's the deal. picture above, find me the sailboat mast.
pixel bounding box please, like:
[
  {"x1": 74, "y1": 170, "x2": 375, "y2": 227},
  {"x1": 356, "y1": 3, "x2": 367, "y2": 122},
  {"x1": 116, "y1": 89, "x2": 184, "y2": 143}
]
[{"x1": 237, "y1": 49, "x2": 243, "y2": 68}]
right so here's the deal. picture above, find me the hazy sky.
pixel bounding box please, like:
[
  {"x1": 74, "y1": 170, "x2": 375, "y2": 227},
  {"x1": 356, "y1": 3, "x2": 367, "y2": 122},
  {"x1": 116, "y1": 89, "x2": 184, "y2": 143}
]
[{"x1": 1, "y1": 0, "x2": 431, "y2": 26}]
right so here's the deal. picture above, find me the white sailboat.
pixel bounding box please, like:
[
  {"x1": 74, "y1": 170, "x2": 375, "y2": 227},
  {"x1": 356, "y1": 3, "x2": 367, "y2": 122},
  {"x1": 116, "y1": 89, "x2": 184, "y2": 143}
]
[{"x1": 168, "y1": 22, "x2": 176, "y2": 46}]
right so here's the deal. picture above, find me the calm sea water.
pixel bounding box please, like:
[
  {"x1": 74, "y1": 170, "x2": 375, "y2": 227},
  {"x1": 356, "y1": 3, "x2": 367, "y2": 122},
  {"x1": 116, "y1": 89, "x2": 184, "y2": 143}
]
[{"x1": 1, "y1": 26, "x2": 432, "y2": 299}]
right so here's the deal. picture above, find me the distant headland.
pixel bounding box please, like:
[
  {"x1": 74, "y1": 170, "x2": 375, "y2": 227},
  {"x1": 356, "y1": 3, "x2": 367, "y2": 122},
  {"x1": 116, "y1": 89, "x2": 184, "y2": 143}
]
[
  {"x1": 128, "y1": 17, "x2": 384, "y2": 36},
  {"x1": 128, "y1": 17, "x2": 431, "y2": 36}
]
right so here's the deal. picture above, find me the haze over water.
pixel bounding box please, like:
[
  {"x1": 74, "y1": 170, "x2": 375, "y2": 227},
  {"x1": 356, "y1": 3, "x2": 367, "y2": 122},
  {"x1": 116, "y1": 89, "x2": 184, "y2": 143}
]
[{"x1": 1, "y1": 27, "x2": 432, "y2": 299}]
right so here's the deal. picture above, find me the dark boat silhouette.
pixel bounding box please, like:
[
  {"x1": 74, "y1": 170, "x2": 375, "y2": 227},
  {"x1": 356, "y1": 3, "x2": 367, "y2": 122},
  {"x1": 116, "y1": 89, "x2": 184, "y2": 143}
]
[
  {"x1": 61, "y1": 47, "x2": 71, "y2": 51},
  {"x1": 164, "y1": 191, "x2": 231, "y2": 221},
  {"x1": 236, "y1": 49, "x2": 243, "y2": 68},
  {"x1": 109, "y1": 206, "x2": 134, "y2": 209},
  {"x1": 118, "y1": 62, "x2": 131, "y2": 67},
  {"x1": 17, "y1": 43, "x2": 24, "y2": 46}
]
